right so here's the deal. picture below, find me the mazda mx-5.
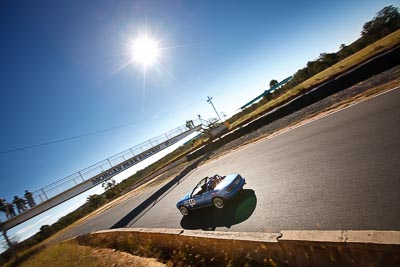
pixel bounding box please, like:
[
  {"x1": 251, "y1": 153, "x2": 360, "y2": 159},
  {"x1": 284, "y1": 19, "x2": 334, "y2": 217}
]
[{"x1": 176, "y1": 173, "x2": 246, "y2": 216}]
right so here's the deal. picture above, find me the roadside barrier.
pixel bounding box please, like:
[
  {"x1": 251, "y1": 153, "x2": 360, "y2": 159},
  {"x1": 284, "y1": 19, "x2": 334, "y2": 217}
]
[
  {"x1": 76, "y1": 228, "x2": 400, "y2": 266},
  {"x1": 187, "y1": 45, "x2": 400, "y2": 161}
]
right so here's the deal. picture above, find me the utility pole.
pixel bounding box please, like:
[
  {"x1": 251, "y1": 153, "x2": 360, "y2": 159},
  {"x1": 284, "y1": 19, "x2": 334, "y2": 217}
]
[{"x1": 206, "y1": 96, "x2": 223, "y2": 122}]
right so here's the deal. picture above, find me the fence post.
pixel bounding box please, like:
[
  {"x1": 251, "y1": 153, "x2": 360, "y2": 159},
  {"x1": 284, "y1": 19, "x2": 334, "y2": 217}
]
[
  {"x1": 106, "y1": 159, "x2": 112, "y2": 168},
  {"x1": 41, "y1": 188, "x2": 49, "y2": 200},
  {"x1": 79, "y1": 171, "x2": 85, "y2": 182}
]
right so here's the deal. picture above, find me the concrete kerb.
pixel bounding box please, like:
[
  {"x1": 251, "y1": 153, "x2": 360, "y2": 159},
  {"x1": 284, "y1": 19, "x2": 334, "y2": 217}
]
[
  {"x1": 280, "y1": 230, "x2": 400, "y2": 245},
  {"x1": 93, "y1": 228, "x2": 400, "y2": 245},
  {"x1": 181, "y1": 229, "x2": 281, "y2": 242},
  {"x1": 78, "y1": 228, "x2": 400, "y2": 266}
]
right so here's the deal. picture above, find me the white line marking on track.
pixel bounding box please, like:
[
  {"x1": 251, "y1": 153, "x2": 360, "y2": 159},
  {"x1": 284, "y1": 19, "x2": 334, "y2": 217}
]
[{"x1": 209, "y1": 85, "x2": 400, "y2": 160}]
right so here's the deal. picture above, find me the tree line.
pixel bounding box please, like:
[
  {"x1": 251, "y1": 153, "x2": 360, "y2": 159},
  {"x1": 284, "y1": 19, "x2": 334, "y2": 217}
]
[{"x1": 227, "y1": 5, "x2": 400, "y2": 125}]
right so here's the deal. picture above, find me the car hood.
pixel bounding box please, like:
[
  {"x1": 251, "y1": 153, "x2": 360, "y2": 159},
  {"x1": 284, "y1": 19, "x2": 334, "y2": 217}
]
[
  {"x1": 179, "y1": 192, "x2": 191, "y2": 202},
  {"x1": 215, "y1": 173, "x2": 238, "y2": 190}
]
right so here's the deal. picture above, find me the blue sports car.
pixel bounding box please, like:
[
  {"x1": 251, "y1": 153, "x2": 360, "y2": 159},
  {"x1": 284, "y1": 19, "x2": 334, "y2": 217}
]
[{"x1": 176, "y1": 173, "x2": 246, "y2": 216}]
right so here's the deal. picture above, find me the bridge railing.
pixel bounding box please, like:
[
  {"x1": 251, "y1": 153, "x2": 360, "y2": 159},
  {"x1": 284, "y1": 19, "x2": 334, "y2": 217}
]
[{"x1": 0, "y1": 120, "x2": 201, "y2": 222}]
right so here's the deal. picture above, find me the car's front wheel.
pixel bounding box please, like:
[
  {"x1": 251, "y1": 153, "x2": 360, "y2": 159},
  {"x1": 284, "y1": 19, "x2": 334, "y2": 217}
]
[
  {"x1": 212, "y1": 197, "x2": 224, "y2": 209},
  {"x1": 179, "y1": 206, "x2": 189, "y2": 216}
]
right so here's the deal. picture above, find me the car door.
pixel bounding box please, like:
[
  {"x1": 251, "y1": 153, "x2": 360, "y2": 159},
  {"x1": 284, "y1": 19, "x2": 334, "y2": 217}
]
[
  {"x1": 194, "y1": 189, "x2": 214, "y2": 207},
  {"x1": 189, "y1": 177, "x2": 211, "y2": 208}
]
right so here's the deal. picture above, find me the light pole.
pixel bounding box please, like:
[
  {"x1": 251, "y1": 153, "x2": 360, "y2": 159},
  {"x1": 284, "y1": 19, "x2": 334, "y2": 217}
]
[{"x1": 207, "y1": 96, "x2": 223, "y2": 122}]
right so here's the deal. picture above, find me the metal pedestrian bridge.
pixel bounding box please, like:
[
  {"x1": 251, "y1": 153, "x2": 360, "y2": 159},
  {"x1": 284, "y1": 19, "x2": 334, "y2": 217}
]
[{"x1": 1, "y1": 121, "x2": 202, "y2": 231}]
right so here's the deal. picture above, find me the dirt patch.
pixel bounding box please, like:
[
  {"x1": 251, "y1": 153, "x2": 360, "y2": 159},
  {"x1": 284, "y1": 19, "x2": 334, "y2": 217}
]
[
  {"x1": 15, "y1": 241, "x2": 165, "y2": 267},
  {"x1": 76, "y1": 231, "x2": 278, "y2": 267}
]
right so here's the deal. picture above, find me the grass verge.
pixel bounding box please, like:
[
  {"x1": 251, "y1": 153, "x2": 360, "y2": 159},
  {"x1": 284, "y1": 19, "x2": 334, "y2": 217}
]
[
  {"x1": 4, "y1": 240, "x2": 164, "y2": 267},
  {"x1": 230, "y1": 29, "x2": 400, "y2": 128}
]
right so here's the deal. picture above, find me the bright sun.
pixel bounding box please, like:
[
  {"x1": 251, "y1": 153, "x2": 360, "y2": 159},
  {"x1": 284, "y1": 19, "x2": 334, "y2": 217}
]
[{"x1": 131, "y1": 36, "x2": 160, "y2": 67}]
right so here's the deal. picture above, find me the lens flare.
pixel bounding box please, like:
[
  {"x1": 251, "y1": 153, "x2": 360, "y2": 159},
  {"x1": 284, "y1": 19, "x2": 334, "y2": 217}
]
[{"x1": 130, "y1": 36, "x2": 159, "y2": 67}]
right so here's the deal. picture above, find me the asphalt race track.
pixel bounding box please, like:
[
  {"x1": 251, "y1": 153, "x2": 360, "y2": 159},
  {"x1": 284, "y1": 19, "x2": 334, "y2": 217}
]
[
  {"x1": 58, "y1": 87, "x2": 400, "y2": 240},
  {"x1": 132, "y1": 88, "x2": 400, "y2": 232}
]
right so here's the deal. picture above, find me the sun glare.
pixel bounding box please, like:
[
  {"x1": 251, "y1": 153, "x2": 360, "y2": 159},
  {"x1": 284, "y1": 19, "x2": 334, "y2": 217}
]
[
  {"x1": 131, "y1": 36, "x2": 160, "y2": 67},
  {"x1": 112, "y1": 29, "x2": 185, "y2": 86}
]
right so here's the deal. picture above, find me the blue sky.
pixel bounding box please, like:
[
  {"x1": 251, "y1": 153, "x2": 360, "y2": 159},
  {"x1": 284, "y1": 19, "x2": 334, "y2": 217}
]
[{"x1": 0, "y1": 0, "x2": 397, "y2": 246}]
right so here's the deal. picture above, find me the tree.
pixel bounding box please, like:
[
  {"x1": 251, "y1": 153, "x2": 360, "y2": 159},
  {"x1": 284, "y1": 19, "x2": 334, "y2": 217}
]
[
  {"x1": 362, "y1": 5, "x2": 400, "y2": 38},
  {"x1": 269, "y1": 79, "x2": 278, "y2": 88},
  {"x1": 102, "y1": 179, "x2": 116, "y2": 191},
  {"x1": 39, "y1": 225, "x2": 53, "y2": 237},
  {"x1": 102, "y1": 179, "x2": 122, "y2": 200},
  {"x1": 86, "y1": 194, "x2": 106, "y2": 209},
  {"x1": 318, "y1": 52, "x2": 339, "y2": 67},
  {"x1": 338, "y1": 44, "x2": 352, "y2": 60}
]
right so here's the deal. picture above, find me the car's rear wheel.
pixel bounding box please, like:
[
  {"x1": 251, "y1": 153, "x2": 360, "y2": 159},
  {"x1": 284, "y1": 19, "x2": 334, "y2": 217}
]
[
  {"x1": 212, "y1": 197, "x2": 224, "y2": 209},
  {"x1": 179, "y1": 206, "x2": 189, "y2": 216}
]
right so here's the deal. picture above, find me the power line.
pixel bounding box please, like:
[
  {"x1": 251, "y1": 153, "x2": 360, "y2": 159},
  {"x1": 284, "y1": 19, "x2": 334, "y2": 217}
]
[
  {"x1": 0, "y1": 93, "x2": 221, "y2": 156},
  {"x1": 0, "y1": 119, "x2": 148, "y2": 155},
  {"x1": 0, "y1": 96, "x2": 207, "y2": 156}
]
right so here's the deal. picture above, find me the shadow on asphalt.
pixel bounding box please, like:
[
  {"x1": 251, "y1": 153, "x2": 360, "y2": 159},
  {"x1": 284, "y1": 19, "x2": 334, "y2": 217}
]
[
  {"x1": 180, "y1": 189, "x2": 257, "y2": 231},
  {"x1": 111, "y1": 154, "x2": 211, "y2": 229}
]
